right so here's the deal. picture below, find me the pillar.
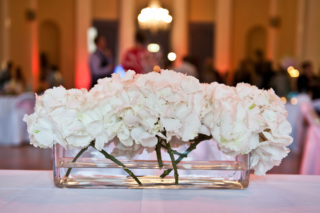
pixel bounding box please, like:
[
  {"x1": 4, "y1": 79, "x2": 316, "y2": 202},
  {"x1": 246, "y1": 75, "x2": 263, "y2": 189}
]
[
  {"x1": 118, "y1": 0, "x2": 135, "y2": 65},
  {"x1": 171, "y1": 0, "x2": 188, "y2": 67},
  {"x1": 267, "y1": 0, "x2": 278, "y2": 66},
  {"x1": 28, "y1": 0, "x2": 39, "y2": 91},
  {"x1": 304, "y1": 0, "x2": 320, "y2": 71},
  {"x1": 75, "y1": 0, "x2": 91, "y2": 89},
  {"x1": 214, "y1": 0, "x2": 233, "y2": 73},
  {"x1": 0, "y1": 0, "x2": 10, "y2": 64},
  {"x1": 295, "y1": 0, "x2": 306, "y2": 63}
]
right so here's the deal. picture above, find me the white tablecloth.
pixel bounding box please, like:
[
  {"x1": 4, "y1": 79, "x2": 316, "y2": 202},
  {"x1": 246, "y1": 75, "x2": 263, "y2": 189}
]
[
  {"x1": 0, "y1": 170, "x2": 319, "y2": 213},
  {"x1": 0, "y1": 93, "x2": 35, "y2": 146}
]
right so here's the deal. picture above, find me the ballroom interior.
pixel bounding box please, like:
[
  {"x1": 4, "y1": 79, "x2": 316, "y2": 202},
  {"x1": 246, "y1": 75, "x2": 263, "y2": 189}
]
[{"x1": 0, "y1": 0, "x2": 320, "y2": 175}]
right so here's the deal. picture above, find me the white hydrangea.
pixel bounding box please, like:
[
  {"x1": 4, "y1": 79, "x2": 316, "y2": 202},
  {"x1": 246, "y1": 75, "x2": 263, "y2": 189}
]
[{"x1": 23, "y1": 71, "x2": 293, "y2": 175}]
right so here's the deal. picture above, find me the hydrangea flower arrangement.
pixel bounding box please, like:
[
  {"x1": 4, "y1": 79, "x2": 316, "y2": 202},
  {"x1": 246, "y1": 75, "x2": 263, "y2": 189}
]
[{"x1": 24, "y1": 70, "x2": 292, "y2": 185}]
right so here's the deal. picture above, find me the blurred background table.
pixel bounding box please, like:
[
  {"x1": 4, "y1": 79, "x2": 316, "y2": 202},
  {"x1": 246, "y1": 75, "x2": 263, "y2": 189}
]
[
  {"x1": 0, "y1": 170, "x2": 319, "y2": 213},
  {"x1": 0, "y1": 93, "x2": 35, "y2": 146}
]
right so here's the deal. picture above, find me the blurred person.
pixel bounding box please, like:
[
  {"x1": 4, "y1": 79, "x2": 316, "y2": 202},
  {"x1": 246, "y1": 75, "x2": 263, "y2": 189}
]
[
  {"x1": 312, "y1": 83, "x2": 320, "y2": 100},
  {"x1": 3, "y1": 66, "x2": 25, "y2": 94},
  {"x1": 164, "y1": 60, "x2": 174, "y2": 70},
  {"x1": 297, "y1": 61, "x2": 320, "y2": 99},
  {"x1": 48, "y1": 65, "x2": 64, "y2": 88},
  {"x1": 89, "y1": 35, "x2": 114, "y2": 88},
  {"x1": 269, "y1": 65, "x2": 291, "y2": 98},
  {"x1": 234, "y1": 59, "x2": 256, "y2": 86},
  {"x1": 175, "y1": 56, "x2": 199, "y2": 78},
  {"x1": 122, "y1": 31, "x2": 157, "y2": 74},
  {"x1": 254, "y1": 49, "x2": 274, "y2": 89},
  {"x1": 201, "y1": 58, "x2": 222, "y2": 83},
  {"x1": 0, "y1": 61, "x2": 13, "y2": 92},
  {"x1": 39, "y1": 53, "x2": 50, "y2": 82}
]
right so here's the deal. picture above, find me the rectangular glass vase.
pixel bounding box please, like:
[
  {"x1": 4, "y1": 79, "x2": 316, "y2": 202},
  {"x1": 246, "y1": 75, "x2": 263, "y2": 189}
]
[{"x1": 53, "y1": 140, "x2": 250, "y2": 189}]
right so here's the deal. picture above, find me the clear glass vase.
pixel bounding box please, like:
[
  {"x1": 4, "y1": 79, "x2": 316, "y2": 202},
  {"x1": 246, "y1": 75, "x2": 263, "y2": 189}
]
[{"x1": 53, "y1": 139, "x2": 250, "y2": 189}]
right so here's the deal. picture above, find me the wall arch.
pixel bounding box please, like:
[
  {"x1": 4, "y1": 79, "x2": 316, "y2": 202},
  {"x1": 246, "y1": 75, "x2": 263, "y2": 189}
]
[
  {"x1": 246, "y1": 25, "x2": 267, "y2": 60},
  {"x1": 39, "y1": 20, "x2": 60, "y2": 68}
]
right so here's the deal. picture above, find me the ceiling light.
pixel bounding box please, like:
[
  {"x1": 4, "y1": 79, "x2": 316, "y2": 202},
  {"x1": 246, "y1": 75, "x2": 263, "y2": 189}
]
[
  {"x1": 168, "y1": 52, "x2": 176, "y2": 61},
  {"x1": 138, "y1": 0, "x2": 172, "y2": 32},
  {"x1": 147, "y1": 43, "x2": 160, "y2": 53}
]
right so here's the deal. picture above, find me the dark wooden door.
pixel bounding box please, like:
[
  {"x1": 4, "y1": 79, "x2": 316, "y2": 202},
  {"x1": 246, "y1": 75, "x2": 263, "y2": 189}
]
[{"x1": 189, "y1": 23, "x2": 214, "y2": 77}]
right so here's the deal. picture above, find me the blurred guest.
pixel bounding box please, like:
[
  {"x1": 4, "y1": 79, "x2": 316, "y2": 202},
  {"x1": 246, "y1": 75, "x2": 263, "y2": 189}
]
[
  {"x1": 312, "y1": 83, "x2": 320, "y2": 100},
  {"x1": 3, "y1": 66, "x2": 25, "y2": 94},
  {"x1": 254, "y1": 50, "x2": 274, "y2": 89},
  {"x1": 89, "y1": 35, "x2": 114, "y2": 88},
  {"x1": 164, "y1": 60, "x2": 174, "y2": 70},
  {"x1": 122, "y1": 31, "x2": 156, "y2": 74},
  {"x1": 297, "y1": 61, "x2": 320, "y2": 99},
  {"x1": 234, "y1": 59, "x2": 256, "y2": 86},
  {"x1": 175, "y1": 56, "x2": 199, "y2": 78},
  {"x1": 0, "y1": 61, "x2": 13, "y2": 92},
  {"x1": 269, "y1": 66, "x2": 291, "y2": 98},
  {"x1": 201, "y1": 58, "x2": 222, "y2": 83},
  {"x1": 48, "y1": 65, "x2": 64, "y2": 88},
  {"x1": 39, "y1": 53, "x2": 49, "y2": 82}
]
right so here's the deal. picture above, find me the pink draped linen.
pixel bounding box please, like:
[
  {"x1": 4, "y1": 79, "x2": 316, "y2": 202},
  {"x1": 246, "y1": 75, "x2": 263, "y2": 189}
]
[
  {"x1": 300, "y1": 102, "x2": 320, "y2": 175},
  {"x1": 285, "y1": 94, "x2": 311, "y2": 154}
]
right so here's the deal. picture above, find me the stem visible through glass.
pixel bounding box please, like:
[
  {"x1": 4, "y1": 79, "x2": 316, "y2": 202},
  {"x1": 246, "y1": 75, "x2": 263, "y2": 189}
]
[
  {"x1": 64, "y1": 135, "x2": 212, "y2": 185},
  {"x1": 64, "y1": 145, "x2": 90, "y2": 178},
  {"x1": 90, "y1": 145, "x2": 142, "y2": 186},
  {"x1": 64, "y1": 141, "x2": 142, "y2": 186},
  {"x1": 165, "y1": 140, "x2": 179, "y2": 184},
  {"x1": 156, "y1": 138, "x2": 163, "y2": 168},
  {"x1": 160, "y1": 134, "x2": 212, "y2": 179}
]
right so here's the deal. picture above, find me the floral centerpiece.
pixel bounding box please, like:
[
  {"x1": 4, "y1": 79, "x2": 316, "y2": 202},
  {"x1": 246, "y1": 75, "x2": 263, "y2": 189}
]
[{"x1": 23, "y1": 70, "x2": 292, "y2": 188}]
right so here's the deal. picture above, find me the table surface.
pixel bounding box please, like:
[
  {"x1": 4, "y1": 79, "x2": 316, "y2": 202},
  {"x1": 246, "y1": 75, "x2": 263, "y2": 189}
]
[{"x1": 0, "y1": 170, "x2": 319, "y2": 213}]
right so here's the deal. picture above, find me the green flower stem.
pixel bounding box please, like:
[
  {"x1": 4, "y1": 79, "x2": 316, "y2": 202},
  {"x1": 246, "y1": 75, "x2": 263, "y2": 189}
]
[
  {"x1": 160, "y1": 135, "x2": 212, "y2": 179},
  {"x1": 165, "y1": 140, "x2": 179, "y2": 184},
  {"x1": 160, "y1": 144, "x2": 187, "y2": 157},
  {"x1": 65, "y1": 146, "x2": 90, "y2": 178},
  {"x1": 91, "y1": 145, "x2": 142, "y2": 186},
  {"x1": 156, "y1": 139, "x2": 163, "y2": 168}
]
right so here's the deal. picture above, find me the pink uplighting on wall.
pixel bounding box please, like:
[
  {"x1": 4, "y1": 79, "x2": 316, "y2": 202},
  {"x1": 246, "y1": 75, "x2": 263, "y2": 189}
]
[
  {"x1": 31, "y1": 22, "x2": 39, "y2": 91},
  {"x1": 75, "y1": 59, "x2": 91, "y2": 89}
]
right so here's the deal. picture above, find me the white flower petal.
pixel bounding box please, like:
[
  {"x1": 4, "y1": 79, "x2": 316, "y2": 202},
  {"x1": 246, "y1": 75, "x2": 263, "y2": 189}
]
[
  {"x1": 161, "y1": 118, "x2": 182, "y2": 132},
  {"x1": 140, "y1": 132, "x2": 157, "y2": 147},
  {"x1": 86, "y1": 120, "x2": 104, "y2": 138},
  {"x1": 95, "y1": 130, "x2": 109, "y2": 151},
  {"x1": 131, "y1": 127, "x2": 144, "y2": 143}
]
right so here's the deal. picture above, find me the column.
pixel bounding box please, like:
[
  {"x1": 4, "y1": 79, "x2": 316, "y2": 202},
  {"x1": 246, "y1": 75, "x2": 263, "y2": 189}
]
[
  {"x1": 28, "y1": 0, "x2": 39, "y2": 91},
  {"x1": 304, "y1": 0, "x2": 320, "y2": 70},
  {"x1": 171, "y1": 0, "x2": 188, "y2": 67},
  {"x1": 118, "y1": 0, "x2": 135, "y2": 64},
  {"x1": 214, "y1": 0, "x2": 233, "y2": 73},
  {"x1": 295, "y1": 0, "x2": 306, "y2": 63},
  {"x1": 75, "y1": 0, "x2": 91, "y2": 89},
  {"x1": 267, "y1": 0, "x2": 278, "y2": 65},
  {"x1": 0, "y1": 0, "x2": 10, "y2": 64}
]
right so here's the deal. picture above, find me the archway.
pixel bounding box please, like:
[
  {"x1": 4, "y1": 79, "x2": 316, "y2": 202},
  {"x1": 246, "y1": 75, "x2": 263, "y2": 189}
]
[
  {"x1": 246, "y1": 26, "x2": 267, "y2": 60},
  {"x1": 39, "y1": 20, "x2": 60, "y2": 75}
]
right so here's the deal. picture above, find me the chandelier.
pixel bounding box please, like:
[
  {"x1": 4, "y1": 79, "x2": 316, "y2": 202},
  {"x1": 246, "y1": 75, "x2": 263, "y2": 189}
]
[{"x1": 137, "y1": 0, "x2": 172, "y2": 32}]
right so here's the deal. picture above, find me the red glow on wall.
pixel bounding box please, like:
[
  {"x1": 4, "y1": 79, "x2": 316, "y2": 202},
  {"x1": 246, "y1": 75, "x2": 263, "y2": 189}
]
[
  {"x1": 32, "y1": 43, "x2": 39, "y2": 77},
  {"x1": 215, "y1": 46, "x2": 231, "y2": 74},
  {"x1": 31, "y1": 23, "x2": 39, "y2": 91},
  {"x1": 216, "y1": 64, "x2": 230, "y2": 74},
  {"x1": 75, "y1": 54, "x2": 91, "y2": 89}
]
